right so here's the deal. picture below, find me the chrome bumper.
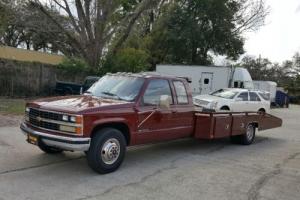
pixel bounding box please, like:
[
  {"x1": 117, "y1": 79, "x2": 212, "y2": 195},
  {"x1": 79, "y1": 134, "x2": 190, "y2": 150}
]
[{"x1": 20, "y1": 122, "x2": 90, "y2": 151}]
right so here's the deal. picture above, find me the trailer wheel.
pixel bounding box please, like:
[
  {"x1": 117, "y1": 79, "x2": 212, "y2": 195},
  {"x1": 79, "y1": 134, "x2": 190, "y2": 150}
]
[
  {"x1": 38, "y1": 141, "x2": 63, "y2": 154},
  {"x1": 240, "y1": 124, "x2": 256, "y2": 145},
  {"x1": 87, "y1": 128, "x2": 126, "y2": 174},
  {"x1": 231, "y1": 124, "x2": 256, "y2": 145}
]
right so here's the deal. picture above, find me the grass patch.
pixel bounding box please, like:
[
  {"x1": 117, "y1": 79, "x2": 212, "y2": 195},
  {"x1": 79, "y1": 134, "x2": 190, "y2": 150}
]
[{"x1": 0, "y1": 98, "x2": 26, "y2": 115}]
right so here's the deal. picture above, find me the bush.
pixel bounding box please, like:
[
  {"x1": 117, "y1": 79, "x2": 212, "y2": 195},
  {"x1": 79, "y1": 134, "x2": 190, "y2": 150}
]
[
  {"x1": 103, "y1": 48, "x2": 150, "y2": 73},
  {"x1": 58, "y1": 57, "x2": 90, "y2": 75}
]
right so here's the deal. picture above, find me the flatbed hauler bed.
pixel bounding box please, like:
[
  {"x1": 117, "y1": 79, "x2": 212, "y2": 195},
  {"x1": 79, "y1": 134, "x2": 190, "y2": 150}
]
[
  {"x1": 194, "y1": 112, "x2": 282, "y2": 141},
  {"x1": 20, "y1": 72, "x2": 283, "y2": 173}
]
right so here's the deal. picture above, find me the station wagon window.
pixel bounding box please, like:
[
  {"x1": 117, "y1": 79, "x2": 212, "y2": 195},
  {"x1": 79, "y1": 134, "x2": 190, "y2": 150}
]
[
  {"x1": 249, "y1": 92, "x2": 261, "y2": 101},
  {"x1": 258, "y1": 92, "x2": 270, "y2": 101},
  {"x1": 173, "y1": 81, "x2": 189, "y2": 104},
  {"x1": 142, "y1": 79, "x2": 173, "y2": 106},
  {"x1": 237, "y1": 92, "x2": 249, "y2": 101}
]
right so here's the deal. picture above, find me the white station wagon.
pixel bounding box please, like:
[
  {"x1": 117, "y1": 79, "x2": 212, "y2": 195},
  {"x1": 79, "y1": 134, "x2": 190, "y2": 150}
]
[{"x1": 193, "y1": 88, "x2": 271, "y2": 113}]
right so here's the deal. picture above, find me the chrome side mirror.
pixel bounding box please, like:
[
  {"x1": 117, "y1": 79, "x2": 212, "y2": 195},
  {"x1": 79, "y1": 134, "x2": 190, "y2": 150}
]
[{"x1": 235, "y1": 97, "x2": 243, "y2": 101}]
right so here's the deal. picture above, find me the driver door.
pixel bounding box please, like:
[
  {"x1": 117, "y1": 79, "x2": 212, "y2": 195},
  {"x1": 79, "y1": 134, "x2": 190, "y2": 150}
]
[{"x1": 136, "y1": 79, "x2": 175, "y2": 144}]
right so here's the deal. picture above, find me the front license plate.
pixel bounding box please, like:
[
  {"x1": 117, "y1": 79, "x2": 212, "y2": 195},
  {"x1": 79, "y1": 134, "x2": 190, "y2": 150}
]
[{"x1": 27, "y1": 134, "x2": 38, "y2": 145}]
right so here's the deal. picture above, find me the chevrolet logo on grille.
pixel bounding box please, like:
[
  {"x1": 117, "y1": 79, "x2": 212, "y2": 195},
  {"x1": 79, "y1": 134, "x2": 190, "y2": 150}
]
[{"x1": 36, "y1": 116, "x2": 42, "y2": 122}]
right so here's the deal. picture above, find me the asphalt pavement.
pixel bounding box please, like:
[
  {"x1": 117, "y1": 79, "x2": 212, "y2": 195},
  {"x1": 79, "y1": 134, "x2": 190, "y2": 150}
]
[{"x1": 0, "y1": 106, "x2": 299, "y2": 200}]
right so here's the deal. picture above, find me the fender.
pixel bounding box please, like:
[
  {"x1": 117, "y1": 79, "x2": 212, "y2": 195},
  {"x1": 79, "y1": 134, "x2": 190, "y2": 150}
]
[{"x1": 88, "y1": 117, "x2": 134, "y2": 143}]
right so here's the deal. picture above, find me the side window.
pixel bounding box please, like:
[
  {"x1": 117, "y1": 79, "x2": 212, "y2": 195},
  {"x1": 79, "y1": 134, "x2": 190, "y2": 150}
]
[
  {"x1": 143, "y1": 79, "x2": 173, "y2": 106},
  {"x1": 173, "y1": 81, "x2": 189, "y2": 104},
  {"x1": 204, "y1": 78, "x2": 209, "y2": 84},
  {"x1": 250, "y1": 92, "x2": 261, "y2": 101},
  {"x1": 234, "y1": 81, "x2": 238, "y2": 88},
  {"x1": 259, "y1": 92, "x2": 270, "y2": 101},
  {"x1": 237, "y1": 92, "x2": 249, "y2": 101}
]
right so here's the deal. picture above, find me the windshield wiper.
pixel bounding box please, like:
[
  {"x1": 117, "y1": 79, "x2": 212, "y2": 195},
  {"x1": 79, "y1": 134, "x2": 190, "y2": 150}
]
[{"x1": 102, "y1": 91, "x2": 126, "y2": 101}]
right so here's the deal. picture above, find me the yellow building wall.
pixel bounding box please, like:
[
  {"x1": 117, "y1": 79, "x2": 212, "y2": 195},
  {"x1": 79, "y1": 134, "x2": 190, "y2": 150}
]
[{"x1": 0, "y1": 46, "x2": 64, "y2": 65}]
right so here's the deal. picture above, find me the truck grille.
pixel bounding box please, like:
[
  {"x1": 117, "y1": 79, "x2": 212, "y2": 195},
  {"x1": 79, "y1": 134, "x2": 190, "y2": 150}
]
[
  {"x1": 29, "y1": 117, "x2": 60, "y2": 131},
  {"x1": 29, "y1": 108, "x2": 62, "y2": 121},
  {"x1": 27, "y1": 108, "x2": 63, "y2": 132}
]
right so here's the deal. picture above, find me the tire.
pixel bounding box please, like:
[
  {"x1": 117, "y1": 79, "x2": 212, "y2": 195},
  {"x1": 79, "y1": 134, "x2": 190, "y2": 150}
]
[
  {"x1": 38, "y1": 141, "x2": 63, "y2": 154},
  {"x1": 230, "y1": 124, "x2": 256, "y2": 145},
  {"x1": 87, "y1": 128, "x2": 126, "y2": 174}
]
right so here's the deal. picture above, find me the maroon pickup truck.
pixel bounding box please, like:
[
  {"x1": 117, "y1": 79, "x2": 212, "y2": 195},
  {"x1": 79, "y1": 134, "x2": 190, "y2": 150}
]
[{"x1": 20, "y1": 72, "x2": 282, "y2": 174}]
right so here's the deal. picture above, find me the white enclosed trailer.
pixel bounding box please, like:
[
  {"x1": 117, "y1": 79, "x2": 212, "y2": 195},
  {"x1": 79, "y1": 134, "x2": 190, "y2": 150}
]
[
  {"x1": 253, "y1": 81, "x2": 277, "y2": 103},
  {"x1": 156, "y1": 64, "x2": 253, "y2": 95}
]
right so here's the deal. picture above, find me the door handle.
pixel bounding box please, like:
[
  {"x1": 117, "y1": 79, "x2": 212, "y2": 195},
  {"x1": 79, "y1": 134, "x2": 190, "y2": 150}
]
[{"x1": 171, "y1": 110, "x2": 178, "y2": 113}]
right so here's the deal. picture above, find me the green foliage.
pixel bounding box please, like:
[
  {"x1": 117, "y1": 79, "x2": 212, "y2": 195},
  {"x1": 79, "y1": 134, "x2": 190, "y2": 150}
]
[
  {"x1": 103, "y1": 48, "x2": 150, "y2": 73},
  {"x1": 237, "y1": 53, "x2": 300, "y2": 89},
  {"x1": 58, "y1": 58, "x2": 90, "y2": 75},
  {"x1": 0, "y1": 98, "x2": 25, "y2": 115}
]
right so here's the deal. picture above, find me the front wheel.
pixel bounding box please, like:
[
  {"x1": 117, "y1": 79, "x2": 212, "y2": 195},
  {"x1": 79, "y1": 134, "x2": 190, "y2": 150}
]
[{"x1": 87, "y1": 128, "x2": 126, "y2": 174}]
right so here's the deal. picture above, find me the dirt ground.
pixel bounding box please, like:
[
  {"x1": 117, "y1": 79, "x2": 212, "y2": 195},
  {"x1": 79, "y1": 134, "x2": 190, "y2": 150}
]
[{"x1": 0, "y1": 114, "x2": 23, "y2": 127}]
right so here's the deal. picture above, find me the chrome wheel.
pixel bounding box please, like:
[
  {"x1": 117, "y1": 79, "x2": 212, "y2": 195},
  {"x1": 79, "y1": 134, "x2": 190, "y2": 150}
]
[
  {"x1": 246, "y1": 125, "x2": 254, "y2": 141},
  {"x1": 101, "y1": 138, "x2": 120, "y2": 165}
]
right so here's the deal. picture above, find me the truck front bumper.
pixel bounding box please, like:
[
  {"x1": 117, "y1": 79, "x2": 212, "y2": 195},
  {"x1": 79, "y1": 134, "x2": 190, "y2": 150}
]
[{"x1": 20, "y1": 122, "x2": 90, "y2": 151}]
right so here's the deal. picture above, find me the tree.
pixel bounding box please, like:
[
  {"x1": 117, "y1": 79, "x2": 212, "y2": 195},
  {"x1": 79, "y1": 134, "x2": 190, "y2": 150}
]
[
  {"x1": 28, "y1": 0, "x2": 162, "y2": 68},
  {"x1": 123, "y1": 0, "x2": 268, "y2": 66}
]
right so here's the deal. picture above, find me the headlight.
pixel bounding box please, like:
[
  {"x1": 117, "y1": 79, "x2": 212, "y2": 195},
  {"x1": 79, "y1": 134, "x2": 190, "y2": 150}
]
[
  {"x1": 62, "y1": 115, "x2": 69, "y2": 121},
  {"x1": 59, "y1": 125, "x2": 82, "y2": 134},
  {"x1": 25, "y1": 107, "x2": 30, "y2": 112},
  {"x1": 62, "y1": 115, "x2": 82, "y2": 123},
  {"x1": 210, "y1": 102, "x2": 218, "y2": 109}
]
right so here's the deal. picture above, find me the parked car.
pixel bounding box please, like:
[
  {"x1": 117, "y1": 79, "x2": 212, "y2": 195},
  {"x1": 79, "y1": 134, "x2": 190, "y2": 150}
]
[
  {"x1": 55, "y1": 76, "x2": 100, "y2": 95},
  {"x1": 193, "y1": 88, "x2": 270, "y2": 113}
]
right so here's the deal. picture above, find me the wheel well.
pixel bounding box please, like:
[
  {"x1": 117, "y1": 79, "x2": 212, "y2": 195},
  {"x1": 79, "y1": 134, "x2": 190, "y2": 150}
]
[
  {"x1": 220, "y1": 106, "x2": 230, "y2": 110},
  {"x1": 250, "y1": 122, "x2": 259, "y2": 128},
  {"x1": 258, "y1": 108, "x2": 266, "y2": 113},
  {"x1": 91, "y1": 123, "x2": 130, "y2": 145}
]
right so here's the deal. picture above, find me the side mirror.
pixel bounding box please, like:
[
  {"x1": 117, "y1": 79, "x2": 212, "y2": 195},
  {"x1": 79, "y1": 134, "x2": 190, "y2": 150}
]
[
  {"x1": 235, "y1": 97, "x2": 243, "y2": 101},
  {"x1": 159, "y1": 95, "x2": 170, "y2": 110}
]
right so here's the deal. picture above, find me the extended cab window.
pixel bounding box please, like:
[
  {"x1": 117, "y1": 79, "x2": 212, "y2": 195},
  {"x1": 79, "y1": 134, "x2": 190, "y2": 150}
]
[
  {"x1": 249, "y1": 92, "x2": 261, "y2": 101},
  {"x1": 173, "y1": 81, "x2": 188, "y2": 104},
  {"x1": 143, "y1": 79, "x2": 173, "y2": 106},
  {"x1": 237, "y1": 92, "x2": 249, "y2": 101}
]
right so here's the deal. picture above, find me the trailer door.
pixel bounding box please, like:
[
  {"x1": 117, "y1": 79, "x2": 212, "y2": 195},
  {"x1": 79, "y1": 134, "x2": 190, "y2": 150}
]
[{"x1": 200, "y1": 72, "x2": 213, "y2": 94}]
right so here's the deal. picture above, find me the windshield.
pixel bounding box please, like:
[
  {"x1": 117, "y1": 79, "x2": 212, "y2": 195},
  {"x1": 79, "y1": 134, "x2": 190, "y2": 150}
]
[
  {"x1": 87, "y1": 75, "x2": 145, "y2": 102},
  {"x1": 210, "y1": 89, "x2": 239, "y2": 99}
]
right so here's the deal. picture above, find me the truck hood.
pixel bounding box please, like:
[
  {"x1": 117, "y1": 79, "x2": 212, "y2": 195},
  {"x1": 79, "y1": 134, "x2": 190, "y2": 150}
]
[{"x1": 28, "y1": 95, "x2": 131, "y2": 113}]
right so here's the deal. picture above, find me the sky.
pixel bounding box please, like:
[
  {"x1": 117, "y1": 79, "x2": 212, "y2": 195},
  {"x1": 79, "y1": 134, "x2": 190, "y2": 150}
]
[{"x1": 244, "y1": 0, "x2": 300, "y2": 63}]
